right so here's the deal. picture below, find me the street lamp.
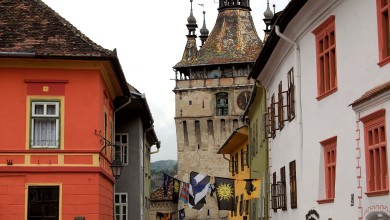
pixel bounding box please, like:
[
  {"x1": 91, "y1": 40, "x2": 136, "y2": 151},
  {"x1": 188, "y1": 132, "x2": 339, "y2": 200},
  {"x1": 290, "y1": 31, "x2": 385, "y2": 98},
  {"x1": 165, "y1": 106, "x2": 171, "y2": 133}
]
[
  {"x1": 95, "y1": 130, "x2": 124, "y2": 179},
  {"x1": 110, "y1": 147, "x2": 123, "y2": 179}
]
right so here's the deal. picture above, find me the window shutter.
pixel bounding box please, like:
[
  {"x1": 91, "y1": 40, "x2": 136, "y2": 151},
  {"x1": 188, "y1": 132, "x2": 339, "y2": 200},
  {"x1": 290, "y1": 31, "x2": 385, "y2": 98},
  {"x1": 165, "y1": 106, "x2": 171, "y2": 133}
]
[
  {"x1": 278, "y1": 81, "x2": 285, "y2": 130},
  {"x1": 270, "y1": 95, "x2": 277, "y2": 138},
  {"x1": 287, "y1": 69, "x2": 295, "y2": 121}
]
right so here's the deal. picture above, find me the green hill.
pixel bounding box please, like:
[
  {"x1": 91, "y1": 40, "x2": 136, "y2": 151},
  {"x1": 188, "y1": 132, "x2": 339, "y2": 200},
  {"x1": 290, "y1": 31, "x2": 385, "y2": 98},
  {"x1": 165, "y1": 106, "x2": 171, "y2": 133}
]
[{"x1": 150, "y1": 160, "x2": 177, "y2": 190}]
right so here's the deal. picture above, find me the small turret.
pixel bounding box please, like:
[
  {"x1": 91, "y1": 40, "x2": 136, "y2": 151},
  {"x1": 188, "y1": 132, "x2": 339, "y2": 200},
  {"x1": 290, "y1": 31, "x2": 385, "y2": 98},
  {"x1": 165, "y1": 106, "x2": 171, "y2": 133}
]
[
  {"x1": 263, "y1": 0, "x2": 274, "y2": 40},
  {"x1": 186, "y1": 0, "x2": 198, "y2": 36},
  {"x1": 199, "y1": 8, "x2": 209, "y2": 47},
  {"x1": 174, "y1": 0, "x2": 199, "y2": 70}
]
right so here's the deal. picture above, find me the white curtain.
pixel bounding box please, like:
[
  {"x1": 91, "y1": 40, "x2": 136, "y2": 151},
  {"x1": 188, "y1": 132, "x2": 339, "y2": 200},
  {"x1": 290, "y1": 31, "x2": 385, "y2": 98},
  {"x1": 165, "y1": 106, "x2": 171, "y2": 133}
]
[{"x1": 33, "y1": 118, "x2": 57, "y2": 147}]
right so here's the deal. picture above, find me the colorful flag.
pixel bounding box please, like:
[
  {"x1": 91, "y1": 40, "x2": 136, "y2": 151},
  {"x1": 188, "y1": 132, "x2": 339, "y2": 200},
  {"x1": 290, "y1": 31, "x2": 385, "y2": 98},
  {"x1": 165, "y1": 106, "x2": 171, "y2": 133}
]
[
  {"x1": 188, "y1": 171, "x2": 210, "y2": 210},
  {"x1": 163, "y1": 173, "x2": 172, "y2": 197},
  {"x1": 237, "y1": 179, "x2": 261, "y2": 198},
  {"x1": 214, "y1": 177, "x2": 235, "y2": 211},
  {"x1": 179, "y1": 182, "x2": 190, "y2": 204},
  {"x1": 162, "y1": 213, "x2": 171, "y2": 220},
  {"x1": 172, "y1": 178, "x2": 181, "y2": 203}
]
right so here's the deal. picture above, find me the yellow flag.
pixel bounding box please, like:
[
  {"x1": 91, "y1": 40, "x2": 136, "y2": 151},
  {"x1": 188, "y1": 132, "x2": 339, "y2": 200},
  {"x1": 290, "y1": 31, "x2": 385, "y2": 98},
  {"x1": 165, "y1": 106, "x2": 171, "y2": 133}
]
[{"x1": 237, "y1": 179, "x2": 261, "y2": 198}]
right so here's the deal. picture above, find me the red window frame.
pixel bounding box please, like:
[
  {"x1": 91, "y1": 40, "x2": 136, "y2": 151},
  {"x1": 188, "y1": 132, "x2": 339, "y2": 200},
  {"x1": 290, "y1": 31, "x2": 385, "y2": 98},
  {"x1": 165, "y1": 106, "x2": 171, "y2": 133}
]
[
  {"x1": 318, "y1": 136, "x2": 337, "y2": 203},
  {"x1": 377, "y1": 0, "x2": 390, "y2": 66},
  {"x1": 312, "y1": 16, "x2": 337, "y2": 100},
  {"x1": 360, "y1": 109, "x2": 389, "y2": 196}
]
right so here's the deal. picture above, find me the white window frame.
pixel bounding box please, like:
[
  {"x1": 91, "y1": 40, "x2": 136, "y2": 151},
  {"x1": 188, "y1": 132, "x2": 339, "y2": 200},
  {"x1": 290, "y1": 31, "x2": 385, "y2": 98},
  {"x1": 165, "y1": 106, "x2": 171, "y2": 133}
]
[
  {"x1": 115, "y1": 133, "x2": 129, "y2": 165},
  {"x1": 30, "y1": 101, "x2": 60, "y2": 148},
  {"x1": 115, "y1": 192, "x2": 128, "y2": 220}
]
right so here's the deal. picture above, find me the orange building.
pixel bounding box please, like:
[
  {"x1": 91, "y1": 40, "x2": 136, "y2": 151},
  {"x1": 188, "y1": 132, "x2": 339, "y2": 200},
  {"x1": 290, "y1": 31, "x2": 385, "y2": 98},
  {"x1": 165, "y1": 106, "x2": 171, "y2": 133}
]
[{"x1": 0, "y1": 1, "x2": 129, "y2": 219}]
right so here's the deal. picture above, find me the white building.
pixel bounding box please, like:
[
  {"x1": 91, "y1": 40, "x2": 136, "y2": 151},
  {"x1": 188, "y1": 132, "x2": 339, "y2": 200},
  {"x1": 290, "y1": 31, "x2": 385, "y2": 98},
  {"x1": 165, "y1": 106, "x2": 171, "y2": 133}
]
[{"x1": 249, "y1": 0, "x2": 390, "y2": 219}]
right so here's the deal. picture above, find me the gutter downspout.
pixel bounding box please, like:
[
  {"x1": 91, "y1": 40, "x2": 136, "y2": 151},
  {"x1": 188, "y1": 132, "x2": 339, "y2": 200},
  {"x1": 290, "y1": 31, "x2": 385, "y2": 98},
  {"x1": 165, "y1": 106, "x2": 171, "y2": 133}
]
[
  {"x1": 222, "y1": 154, "x2": 230, "y2": 162},
  {"x1": 150, "y1": 141, "x2": 161, "y2": 154},
  {"x1": 275, "y1": 26, "x2": 303, "y2": 174},
  {"x1": 142, "y1": 126, "x2": 154, "y2": 220}
]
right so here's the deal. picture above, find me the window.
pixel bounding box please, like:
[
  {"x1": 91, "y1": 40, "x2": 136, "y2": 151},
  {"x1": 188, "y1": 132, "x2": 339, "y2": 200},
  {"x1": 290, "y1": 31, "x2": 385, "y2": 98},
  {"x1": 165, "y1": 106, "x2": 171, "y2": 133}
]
[
  {"x1": 207, "y1": 120, "x2": 214, "y2": 136},
  {"x1": 377, "y1": 0, "x2": 390, "y2": 66},
  {"x1": 233, "y1": 119, "x2": 239, "y2": 131},
  {"x1": 360, "y1": 109, "x2": 389, "y2": 196},
  {"x1": 241, "y1": 146, "x2": 248, "y2": 171},
  {"x1": 239, "y1": 194, "x2": 244, "y2": 216},
  {"x1": 320, "y1": 136, "x2": 337, "y2": 201},
  {"x1": 235, "y1": 152, "x2": 239, "y2": 175},
  {"x1": 30, "y1": 101, "x2": 60, "y2": 148},
  {"x1": 216, "y1": 92, "x2": 229, "y2": 116},
  {"x1": 115, "y1": 193, "x2": 128, "y2": 220},
  {"x1": 28, "y1": 186, "x2": 59, "y2": 220},
  {"x1": 115, "y1": 134, "x2": 128, "y2": 165},
  {"x1": 289, "y1": 160, "x2": 297, "y2": 208},
  {"x1": 280, "y1": 167, "x2": 287, "y2": 210},
  {"x1": 271, "y1": 172, "x2": 278, "y2": 212},
  {"x1": 195, "y1": 120, "x2": 201, "y2": 149},
  {"x1": 183, "y1": 121, "x2": 189, "y2": 146},
  {"x1": 265, "y1": 95, "x2": 277, "y2": 139},
  {"x1": 231, "y1": 154, "x2": 235, "y2": 176},
  {"x1": 287, "y1": 69, "x2": 295, "y2": 121},
  {"x1": 312, "y1": 16, "x2": 337, "y2": 100},
  {"x1": 278, "y1": 81, "x2": 286, "y2": 130},
  {"x1": 230, "y1": 153, "x2": 239, "y2": 176},
  {"x1": 271, "y1": 168, "x2": 287, "y2": 212}
]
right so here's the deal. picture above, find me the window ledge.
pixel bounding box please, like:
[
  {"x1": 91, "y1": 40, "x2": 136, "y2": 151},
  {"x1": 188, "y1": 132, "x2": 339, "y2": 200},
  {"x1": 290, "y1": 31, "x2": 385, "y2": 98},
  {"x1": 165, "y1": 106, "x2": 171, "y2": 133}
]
[
  {"x1": 317, "y1": 198, "x2": 334, "y2": 204},
  {"x1": 378, "y1": 56, "x2": 390, "y2": 67},
  {"x1": 316, "y1": 88, "x2": 338, "y2": 101},
  {"x1": 365, "y1": 190, "x2": 389, "y2": 197}
]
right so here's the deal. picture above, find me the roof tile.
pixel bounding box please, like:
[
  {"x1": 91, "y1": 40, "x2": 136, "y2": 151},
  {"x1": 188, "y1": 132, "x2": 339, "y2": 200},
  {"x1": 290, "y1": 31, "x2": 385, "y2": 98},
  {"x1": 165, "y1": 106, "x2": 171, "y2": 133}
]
[
  {"x1": 350, "y1": 81, "x2": 390, "y2": 107},
  {"x1": 0, "y1": 0, "x2": 113, "y2": 57}
]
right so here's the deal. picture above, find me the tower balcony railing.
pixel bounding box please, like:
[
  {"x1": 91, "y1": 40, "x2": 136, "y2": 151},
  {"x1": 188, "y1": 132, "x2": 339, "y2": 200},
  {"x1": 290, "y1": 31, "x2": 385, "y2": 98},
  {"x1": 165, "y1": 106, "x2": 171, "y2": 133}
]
[{"x1": 219, "y1": 0, "x2": 250, "y2": 9}]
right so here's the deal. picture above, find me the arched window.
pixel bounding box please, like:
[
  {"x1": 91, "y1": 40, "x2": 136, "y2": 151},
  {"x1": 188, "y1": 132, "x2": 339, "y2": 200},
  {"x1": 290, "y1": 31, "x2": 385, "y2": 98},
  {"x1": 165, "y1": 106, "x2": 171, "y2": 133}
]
[{"x1": 216, "y1": 92, "x2": 229, "y2": 116}]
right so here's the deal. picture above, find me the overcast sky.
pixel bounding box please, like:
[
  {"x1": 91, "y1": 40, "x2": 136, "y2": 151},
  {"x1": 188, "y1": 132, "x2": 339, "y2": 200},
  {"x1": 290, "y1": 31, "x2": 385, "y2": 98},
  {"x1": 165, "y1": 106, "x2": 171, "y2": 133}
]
[{"x1": 42, "y1": 0, "x2": 289, "y2": 162}]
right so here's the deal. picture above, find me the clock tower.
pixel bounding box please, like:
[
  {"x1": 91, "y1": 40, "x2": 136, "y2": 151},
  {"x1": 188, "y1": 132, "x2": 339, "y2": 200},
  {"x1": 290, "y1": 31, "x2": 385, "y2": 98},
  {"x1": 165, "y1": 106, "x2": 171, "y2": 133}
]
[{"x1": 173, "y1": 0, "x2": 262, "y2": 218}]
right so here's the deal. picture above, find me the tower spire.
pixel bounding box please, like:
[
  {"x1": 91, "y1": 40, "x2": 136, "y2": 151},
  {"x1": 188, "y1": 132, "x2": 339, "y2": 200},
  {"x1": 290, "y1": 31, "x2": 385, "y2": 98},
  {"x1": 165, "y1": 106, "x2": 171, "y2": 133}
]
[
  {"x1": 175, "y1": 0, "x2": 199, "y2": 70},
  {"x1": 187, "y1": 0, "x2": 198, "y2": 36},
  {"x1": 199, "y1": 4, "x2": 209, "y2": 47},
  {"x1": 263, "y1": 0, "x2": 274, "y2": 40}
]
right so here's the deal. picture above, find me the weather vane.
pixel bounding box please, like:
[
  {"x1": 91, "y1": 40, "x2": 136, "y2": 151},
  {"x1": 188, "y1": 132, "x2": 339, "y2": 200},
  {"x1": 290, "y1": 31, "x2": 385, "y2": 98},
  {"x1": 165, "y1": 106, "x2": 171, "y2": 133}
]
[{"x1": 199, "y1": 3, "x2": 205, "y2": 10}]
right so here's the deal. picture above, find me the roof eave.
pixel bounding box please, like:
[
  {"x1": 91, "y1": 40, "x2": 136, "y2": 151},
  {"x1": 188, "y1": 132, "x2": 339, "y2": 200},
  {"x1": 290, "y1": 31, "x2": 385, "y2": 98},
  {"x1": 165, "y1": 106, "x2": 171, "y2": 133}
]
[
  {"x1": 248, "y1": 0, "x2": 308, "y2": 80},
  {"x1": 1, "y1": 53, "x2": 130, "y2": 97}
]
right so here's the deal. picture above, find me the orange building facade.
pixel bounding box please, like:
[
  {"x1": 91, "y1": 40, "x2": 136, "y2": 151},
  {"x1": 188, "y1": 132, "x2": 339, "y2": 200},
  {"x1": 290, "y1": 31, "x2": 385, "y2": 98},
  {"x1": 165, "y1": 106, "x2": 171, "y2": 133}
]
[{"x1": 0, "y1": 59, "x2": 126, "y2": 219}]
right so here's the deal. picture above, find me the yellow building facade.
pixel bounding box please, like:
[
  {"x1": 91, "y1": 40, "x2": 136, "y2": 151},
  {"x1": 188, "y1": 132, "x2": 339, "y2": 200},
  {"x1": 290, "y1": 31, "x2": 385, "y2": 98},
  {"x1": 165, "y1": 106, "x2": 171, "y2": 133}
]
[{"x1": 218, "y1": 126, "x2": 252, "y2": 220}]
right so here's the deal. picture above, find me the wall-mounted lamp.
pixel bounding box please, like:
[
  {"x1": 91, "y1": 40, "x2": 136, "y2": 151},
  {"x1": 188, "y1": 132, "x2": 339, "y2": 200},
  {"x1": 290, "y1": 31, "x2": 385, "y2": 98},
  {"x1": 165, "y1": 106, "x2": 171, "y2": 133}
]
[{"x1": 94, "y1": 130, "x2": 123, "y2": 179}]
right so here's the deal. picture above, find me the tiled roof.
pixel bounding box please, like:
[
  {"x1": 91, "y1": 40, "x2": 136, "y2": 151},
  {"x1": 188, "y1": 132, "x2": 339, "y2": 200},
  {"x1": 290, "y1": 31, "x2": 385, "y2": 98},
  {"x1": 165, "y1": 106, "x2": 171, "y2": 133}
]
[
  {"x1": 174, "y1": 8, "x2": 262, "y2": 68},
  {"x1": 249, "y1": 0, "x2": 308, "y2": 79},
  {"x1": 150, "y1": 185, "x2": 173, "y2": 201},
  {"x1": 196, "y1": 9, "x2": 262, "y2": 65},
  {"x1": 0, "y1": 0, "x2": 113, "y2": 57},
  {"x1": 350, "y1": 81, "x2": 390, "y2": 107}
]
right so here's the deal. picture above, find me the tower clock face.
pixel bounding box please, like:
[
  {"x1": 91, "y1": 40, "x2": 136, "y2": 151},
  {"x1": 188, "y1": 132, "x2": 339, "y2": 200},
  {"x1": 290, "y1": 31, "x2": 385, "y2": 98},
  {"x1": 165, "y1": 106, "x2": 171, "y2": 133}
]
[{"x1": 237, "y1": 91, "x2": 251, "y2": 110}]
